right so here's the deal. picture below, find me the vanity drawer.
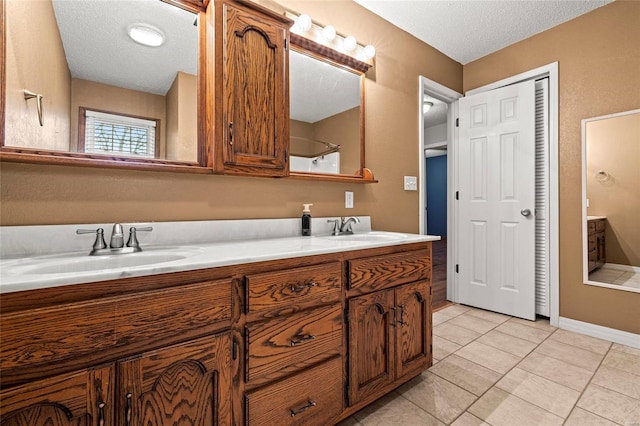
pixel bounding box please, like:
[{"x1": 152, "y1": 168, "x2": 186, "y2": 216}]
[
  {"x1": 588, "y1": 221, "x2": 596, "y2": 234},
  {"x1": 1, "y1": 279, "x2": 232, "y2": 370},
  {"x1": 595, "y1": 219, "x2": 606, "y2": 232},
  {"x1": 246, "y1": 304, "x2": 343, "y2": 385},
  {"x1": 588, "y1": 234, "x2": 597, "y2": 251},
  {"x1": 245, "y1": 356, "x2": 343, "y2": 426},
  {"x1": 245, "y1": 262, "x2": 341, "y2": 318},
  {"x1": 348, "y1": 249, "x2": 431, "y2": 294}
]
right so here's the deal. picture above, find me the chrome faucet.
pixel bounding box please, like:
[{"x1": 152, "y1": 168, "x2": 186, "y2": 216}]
[
  {"x1": 340, "y1": 216, "x2": 360, "y2": 234},
  {"x1": 77, "y1": 223, "x2": 153, "y2": 255}
]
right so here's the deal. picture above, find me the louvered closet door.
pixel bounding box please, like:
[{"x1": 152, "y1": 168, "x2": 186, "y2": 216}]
[{"x1": 458, "y1": 79, "x2": 537, "y2": 320}]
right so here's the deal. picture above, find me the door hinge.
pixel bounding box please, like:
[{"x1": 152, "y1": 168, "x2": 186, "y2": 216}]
[
  {"x1": 455, "y1": 191, "x2": 459, "y2": 200},
  {"x1": 455, "y1": 264, "x2": 459, "y2": 273},
  {"x1": 455, "y1": 118, "x2": 459, "y2": 127}
]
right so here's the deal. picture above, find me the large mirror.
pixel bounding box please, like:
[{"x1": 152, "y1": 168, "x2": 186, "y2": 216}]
[
  {"x1": 288, "y1": 36, "x2": 367, "y2": 178},
  {"x1": 582, "y1": 109, "x2": 640, "y2": 293},
  {"x1": 2, "y1": 0, "x2": 201, "y2": 167}
]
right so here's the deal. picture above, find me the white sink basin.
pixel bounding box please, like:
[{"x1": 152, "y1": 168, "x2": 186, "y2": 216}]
[
  {"x1": 6, "y1": 247, "x2": 203, "y2": 275},
  {"x1": 318, "y1": 231, "x2": 409, "y2": 242}
]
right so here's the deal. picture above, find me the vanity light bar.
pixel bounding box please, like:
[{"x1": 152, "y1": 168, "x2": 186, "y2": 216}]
[{"x1": 287, "y1": 12, "x2": 376, "y2": 62}]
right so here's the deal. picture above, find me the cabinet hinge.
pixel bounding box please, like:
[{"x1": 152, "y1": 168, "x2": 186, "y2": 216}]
[
  {"x1": 284, "y1": 38, "x2": 288, "y2": 49},
  {"x1": 344, "y1": 308, "x2": 349, "y2": 323},
  {"x1": 429, "y1": 286, "x2": 432, "y2": 295},
  {"x1": 455, "y1": 191, "x2": 459, "y2": 200},
  {"x1": 455, "y1": 118, "x2": 459, "y2": 127},
  {"x1": 455, "y1": 264, "x2": 459, "y2": 273}
]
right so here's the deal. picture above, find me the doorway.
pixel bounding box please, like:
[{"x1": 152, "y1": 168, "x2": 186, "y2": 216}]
[
  {"x1": 419, "y1": 64, "x2": 559, "y2": 325},
  {"x1": 418, "y1": 77, "x2": 462, "y2": 309}
]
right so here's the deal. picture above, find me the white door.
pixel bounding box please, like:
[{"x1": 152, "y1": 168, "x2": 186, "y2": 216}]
[{"x1": 458, "y1": 80, "x2": 536, "y2": 320}]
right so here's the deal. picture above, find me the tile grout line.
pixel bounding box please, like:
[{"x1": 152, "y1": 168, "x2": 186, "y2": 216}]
[
  {"x1": 430, "y1": 308, "x2": 559, "y2": 425},
  {"x1": 559, "y1": 345, "x2": 623, "y2": 425}
]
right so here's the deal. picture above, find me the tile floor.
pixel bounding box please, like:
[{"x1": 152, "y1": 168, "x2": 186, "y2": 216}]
[
  {"x1": 340, "y1": 304, "x2": 640, "y2": 426},
  {"x1": 590, "y1": 267, "x2": 640, "y2": 290}
]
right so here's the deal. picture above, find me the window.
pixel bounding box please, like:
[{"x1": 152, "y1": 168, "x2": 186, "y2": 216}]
[{"x1": 78, "y1": 108, "x2": 160, "y2": 159}]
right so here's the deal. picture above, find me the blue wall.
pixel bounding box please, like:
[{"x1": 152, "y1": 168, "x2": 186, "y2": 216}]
[{"x1": 426, "y1": 155, "x2": 447, "y2": 236}]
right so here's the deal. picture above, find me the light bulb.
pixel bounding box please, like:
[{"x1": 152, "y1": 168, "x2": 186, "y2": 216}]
[
  {"x1": 295, "y1": 14, "x2": 312, "y2": 33},
  {"x1": 363, "y1": 44, "x2": 376, "y2": 59},
  {"x1": 322, "y1": 25, "x2": 336, "y2": 42},
  {"x1": 343, "y1": 36, "x2": 357, "y2": 52}
]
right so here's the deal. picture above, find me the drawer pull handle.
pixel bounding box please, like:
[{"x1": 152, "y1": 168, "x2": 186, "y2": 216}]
[
  {"x1": 290, "y1": 400, "x2": 317, "y2": 417},
  {"x1": 97, "y1": 401, "x2": 106, "y2": 426},
  {"x1": 125, "y1": 393, "x2": 132, "y2": 426},
  {"x1": 290, "y1": 281, "x2": 317, "y2": 292},
  {"x1": 290, "y1": 334, "x2": 316, "y2": 346}
]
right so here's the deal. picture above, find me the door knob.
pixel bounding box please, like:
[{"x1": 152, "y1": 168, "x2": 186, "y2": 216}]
[{"x1": 521, "y1": 208, "x2": 532, "y2": 217}]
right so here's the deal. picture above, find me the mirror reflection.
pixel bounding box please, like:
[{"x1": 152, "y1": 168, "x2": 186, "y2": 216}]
[
  {"x1": 289, "y1": 49, "x2": 361, "y2": 175},
  {"x1": 4, "y1": 0, "x2": 198, "y2": 162},
  {"x1": 583, "y1": 109, "x2": 640, "y2": 292}
]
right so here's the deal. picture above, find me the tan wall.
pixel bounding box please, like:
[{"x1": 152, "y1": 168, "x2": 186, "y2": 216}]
[
  {"x1": 1, "y1": 0, "x2": 462, "y2": 232},
  {"x1": 314, "y1": 107, "x2": 360, "y2": 174},
  {"x1": 4, "y1": 0, "x2": 70, "y2": 150},
  {"x1": 165, "y1": 72, "x2": 198, "y2": 162},
  {"x1": 70, "y1": 79, "x2": 168, "y2": 158},
  {"x1": 464, "y1": 1, "x2": 640, "y2": 334},
  {"x1": 290, "y1": 107, "x2": 360, "y2": 173},
  {"x1": 586, "y1": 112, "x2": 640, "y2": 267},
  {"x1": 290, "y1": 119, "x2": 317, "y2": 157}
]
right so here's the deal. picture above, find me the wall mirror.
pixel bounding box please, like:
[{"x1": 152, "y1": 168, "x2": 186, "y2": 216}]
[
  {"x1": 288, "y1": 34, "x2": 371, "y2": 180},
  {"x1": 1, "y1": 0, "x2": 206, "y2": 170},
  {"x1": 582, "y1": 109, "x2": 640, "y2": 293}
]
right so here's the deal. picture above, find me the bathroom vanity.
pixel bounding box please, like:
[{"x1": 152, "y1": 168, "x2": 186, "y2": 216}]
[
  {"x1": 587, "y1": 216, "x2": 606, "y2": 272},
  {"x1": 0, "y1": 221, "x2": 436, "y2": 425}
]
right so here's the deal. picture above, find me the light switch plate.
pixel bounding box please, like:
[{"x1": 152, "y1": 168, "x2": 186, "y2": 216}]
[
  {"x1": 404, "y1": 176, "x2": 418, "y2": 191},
  {"x1": 345, "y1": 191, "x2": 354, "y2": 208}
]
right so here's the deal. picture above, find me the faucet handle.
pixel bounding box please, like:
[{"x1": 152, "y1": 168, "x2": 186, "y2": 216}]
[
  {"x1": 327, "y1": 219, "x2": 340, "y2": 236},
  {"x1": 126, "y1": 226, "x2": 153, "y2": 250},
  {"x1": 76, "y1": 228, "x2": 108, "y2": 253}
]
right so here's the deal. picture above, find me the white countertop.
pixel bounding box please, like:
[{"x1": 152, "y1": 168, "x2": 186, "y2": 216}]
[
  {"x1": 0, "y1": 218, "x2": 439, "y2": 294},
  {"x1": 587, "y1": 216, "x2": 607, "y2": 221}
]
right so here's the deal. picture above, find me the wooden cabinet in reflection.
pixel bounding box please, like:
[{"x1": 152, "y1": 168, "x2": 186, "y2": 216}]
[{"x1": 588, "y1": 217, "x2": 606, "y2": 272}]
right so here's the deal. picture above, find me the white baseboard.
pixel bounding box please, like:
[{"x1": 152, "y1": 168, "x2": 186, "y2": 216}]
[
  {"x1": 602, "y1": 263, "x2": 640, "y2": 274},
  {"x1": 559, "y1": 317, "x2": 640, "y2": 349}
]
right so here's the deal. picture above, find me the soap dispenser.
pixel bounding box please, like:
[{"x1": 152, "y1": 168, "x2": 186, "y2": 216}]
[{"x1": 301, "y1": 204, "x2": 313, "y2": 236}]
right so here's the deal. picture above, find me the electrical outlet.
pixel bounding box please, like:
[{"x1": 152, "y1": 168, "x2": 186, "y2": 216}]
[
  {"x1": 404, "y1": 176, "x2": 418, "y2": 191},
  {"x1": 345, "y1": 191, "x2": 354, "y2": 208}
]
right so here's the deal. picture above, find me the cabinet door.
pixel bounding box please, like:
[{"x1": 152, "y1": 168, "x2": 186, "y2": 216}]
[
  {"x1": 222, "y1": 2, "x2": 288, "y2": 176},
  {"x1": 1, "y1": 364, "x2": 113, "y2": 426},
  {"x1": 348, "y1": 289, "x2": 395, "y2": 406},
  {"x1": 395, "y1": 281, "x2": 432, "y2": 380},
  {"x1": 117, "y1": 333, "x2": 231, "y2": 425}
]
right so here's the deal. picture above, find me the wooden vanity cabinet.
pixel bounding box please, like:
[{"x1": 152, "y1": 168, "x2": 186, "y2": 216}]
[
  {"x1": 346, "y1": 249, "x2": 432, "y2": 407},
  {"x1": 241, "y1": 262, "x2": 344, "y2": 425},
  {"x1": 213, "y1": 0, "x2": 291, "y2": 177},
  {"x1": 0, "y1": 277, "x2": 233, "y2": 426},
  {"x1": 588, "y1": 218, "x2": 606, "y2": 272},
  {"x1": 0, "y1": 364, "x2": 114, "y2": 426},
  {"x1": 117, "y1": 333, "x2": 231, "y2": 425}
]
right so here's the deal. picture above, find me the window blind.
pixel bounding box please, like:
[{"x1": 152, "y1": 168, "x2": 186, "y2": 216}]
[{"x1": 84, "y1": 110, "x2": 156, "y2": 158}]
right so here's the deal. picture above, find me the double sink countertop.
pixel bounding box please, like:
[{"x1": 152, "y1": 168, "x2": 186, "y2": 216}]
[{"x1": 0, "y1": 217, "x2": 439, "y2": 294}]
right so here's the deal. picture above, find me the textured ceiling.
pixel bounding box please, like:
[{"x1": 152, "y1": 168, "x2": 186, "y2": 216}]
[
  {"x1": 290, "y1": 50, "x2": 361, "y2": 123},
  {"x1": 423, "y1": 95, "x2": 448, "y2": 128},
  {"x1": 354, "y1": 0, "x2": 612, "y2": 64},
  {"x1": 52, "y1": 0, "x2": 198, "y2": 96}
]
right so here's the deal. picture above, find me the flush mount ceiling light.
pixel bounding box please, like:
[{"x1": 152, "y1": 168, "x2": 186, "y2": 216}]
[
  {"x1": 128, "y1": 24, "x2": 165, "y2": 47},
  {"x1": 423, "y1": 101, "x2": 434, "y2": 114}
]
